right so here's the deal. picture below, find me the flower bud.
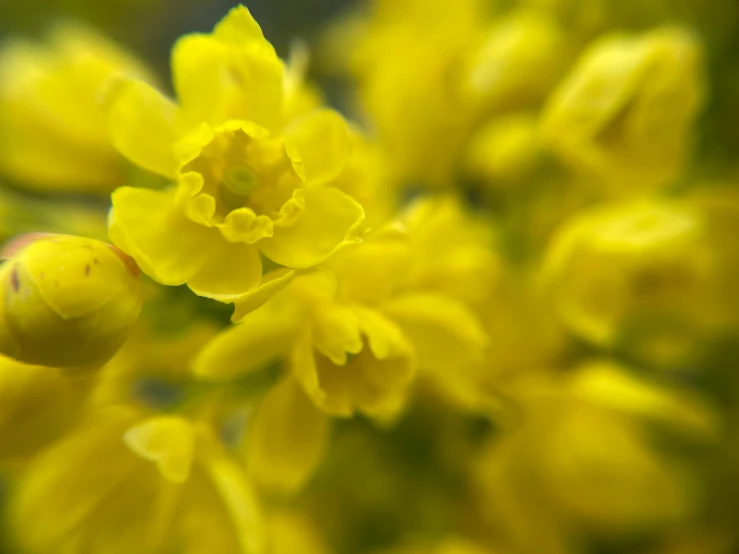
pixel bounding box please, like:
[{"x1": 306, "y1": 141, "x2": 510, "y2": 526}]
[{"x1": 0, "y1": 234, "x2": 142, "y2": 369}]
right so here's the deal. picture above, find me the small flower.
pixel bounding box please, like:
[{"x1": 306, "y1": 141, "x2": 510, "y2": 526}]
[
  {"x1": 542, "y1": 199, "x2": 732, "y2": 368},
  {"x1": 104, "y1": 6, "x2": 366, "y2": 302},
  {"x1": 540, "y1": 27, "x2": 705, "y2": 194},
  {"x1": 10, "y1": 408, "x2": 264, "y2": 554},
  {"x1": 326, "y1": 0, "x2": 487, "y2": 189},
  {"x1": 476, "y1": 360, "x2": 715, "y2": 554},
  {"x1": 0, "y1": 23, "x2": 154, "y2": 193}
]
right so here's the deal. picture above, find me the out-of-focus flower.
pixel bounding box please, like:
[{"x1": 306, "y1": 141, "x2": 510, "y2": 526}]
[
  {"x1": 460, "y1": 10, "x2": 569, "y2": 114},
  {"x1": 0, "y1": 234, "x2": 142, "y2": 370},
  {"x1": 105, "y1": 6, "x2": 367, "y2": 303},
  {"x1": 476, "y1": 269, "x2": 569, "y2": 389},
  {"x1": 0, "y1": 355, "x2": 88, "y2": 462},
  {"x1": 540, "y1": 27, "x2": 705, "y2": 195},
  {"x1": 542, "y1": 197, "x2": 739, "y2": 368},
  {"x1": 326, "y1": 0, "x2": 488, "y2": 189},
  {"x1": 463, "y1": 113, "x2": 544, "y2": 186},
  {"x1": 476, "y1": 360, "x2": 717, "y2": 554},
  {"x1": 0, "y1": 23, "x2": 154, "y2": 193},
  {"x1": 10, "y1": 408, "x2": 264, "y2": 554}
]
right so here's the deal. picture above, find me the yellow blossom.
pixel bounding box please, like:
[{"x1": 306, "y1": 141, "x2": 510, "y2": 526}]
[
  {"x1": 105, "y1": 6, "x2": 367, "y2": 302},
  {"x1": 10, "y1": 408, "x2": 264, "y2": 554},
  {"x1": 460, "y1": 10, "x2": 568, "y2": 114},
  {"x1": 542, "y1": 198, "x2": 737, "y2": 368},
  {"x1": 192, "y1": 197, "x2": 490, "y2": 491},
  {"x1": 331, "y1": 0, "x2": 488, "y2": 188},
  {"x1": 540, "y1": 27, "x2": 705, "y2": 194},
  {"x1": 476, "y1": 360, "x2": 716, "y2": 554},
  {"x1": 0, "y1": 23, "x2": 154, "y2": 193},
  {"x1": 0, "y1": 233, "x2": 142, "y2": 370},
  {"x1": 463, "y1": 113, "x2": 544, "y2": 186}
]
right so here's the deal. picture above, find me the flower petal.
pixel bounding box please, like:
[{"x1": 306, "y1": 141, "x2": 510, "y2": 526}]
[
  {"x1": 109, "y1": 187, "x2": 213, "y2": 285},
  {"x1": 246, "y1": 377, "x2": 330, "y2": 492},
  {"x1": 123, "y1": 416, "x2": 195, "y2": 484},
  {"x1": 192, "y1": 301, "x2": 298, "y2": 381},
  {"x1": 171, "y1": 6, "x2": 283, "y2": 130},
  {"x1": 187, "y1": 241, "x2": 263, "y2": 302},
  {"x1": 284, "y1": 109, "x2": 353, "y2": 186},
  {"x1": 290, "y1": 310, "x2": 415, "y2": 419},
  {"x1": 381, "y1": 293, "x2": 488, "y2": 374},
  {"x1": 102, "y1": 78, "x2": 179, "y2": 178},
  {"x1": 259, "y1": 187, "x2": 367, "y2": 268},
  {"x1": 217, "y1": 207, "x2": 274, "y2": 244},
  {"x1": 311, "y1": 304, "x2": 363, "y2": 365},
  {"x1": 231, "y1": 268, "x2": 301, "y2": 323},
  {"x1": 202, "y1": 442, "x2": 265, "y2": 554}
]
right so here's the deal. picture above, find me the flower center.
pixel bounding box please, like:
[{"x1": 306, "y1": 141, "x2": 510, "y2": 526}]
[{"x1": 220, "y1": 164, "x2": 260, "y2": 210}]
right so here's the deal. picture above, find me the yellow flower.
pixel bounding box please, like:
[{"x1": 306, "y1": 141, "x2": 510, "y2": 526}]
[
  {"x1": 330, "y1": 0, "x2": 488, "y2": 188},
  {"x1": 192, "y1": 197, "x2": 491, "y2": 491},
  {"x1": 0, "y1": 23, "x2": 154, "y2": 193},
  {"x1": 0, "y1": 355, "x2": 88, "y2": 462},
  {"x1": 105, "y1": 6, "x2": 367, "y2": 302},
  {"x1": 0, "y1": 234, "x2": 142, "y2": 370},
  {"x1": 460, "y1": 9, "x2": 568, "y2": 114},
  {"x1": 542, "y1": 198, "x2": 735, "y2": 368},
  {"x1": 463, "y1": 113, "x2": 544, "y2": 185},
  {"x1": 540, "y1": 27, "x2": 705, "y2": 194},
  {"x1": 10, "y1": 408, "x2": 264, "y2": 554},
  {"x1": 476, "y1": 360, "x2": 716, "y2": 554}
]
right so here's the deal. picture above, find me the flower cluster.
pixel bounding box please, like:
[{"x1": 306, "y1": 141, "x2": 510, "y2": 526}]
[{"x1": 0, "y1": 1, "x2": 739, "y2": 553}]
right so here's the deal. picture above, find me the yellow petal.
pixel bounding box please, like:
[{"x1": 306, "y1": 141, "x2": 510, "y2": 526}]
[
  {"x1": 10, "y1": 409, "x2": 142, "y2": 551},
  {"x1": 284, "y1": 109, "x2": 352, "y2": 185},
  {"x1": 123, "y1": 416, "x2": 195, "y2": 483},
  {"x1": 328, "y1": 235, "x2": 411, "y2": 305},
  {"x1": 246, "y1": 377, "x2": 330, "y2": 492},
  {"x1": 217, "y1": 207, "x2": 275, "y2": 244},
  {"x1": 311, "y1": 303, "x2": 363, "y2": 365},
  {"x1": 231, "y1": 268, "x2": 301, "y2": 323},
  {"x1": 381, "y1": 293, "x2": 488, "y2": 374},
  {"x1": 202, "y1": 444, "x2": 265, "y2": 554},
  {"x1": 213, "y1": 5, "x2": 266, "y2": 43},
  {"x1": 109, "y1": 186, "x2": 214, "y2": 286},
  {"x1": 186, "y1": 241, "x2": 262, "y2": 302},
  {"x1": 569, "y1": 360, "x2": 718, "y2": 439},
  {"x1": 102, "y1": 78, "x2": 180, "y2": 178},
  {"x1": 172, "y1": 6, "x2": 283, "y2": 130},
  {"x1": 19, "y1": 235, "x2": 135, "y2": 319},
  {"x1": 259, "y1": 187, "x2": 367, "y2": 268},
  {"x1": 192, "y1": 301, "x2": 299, "y2": 380}
]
